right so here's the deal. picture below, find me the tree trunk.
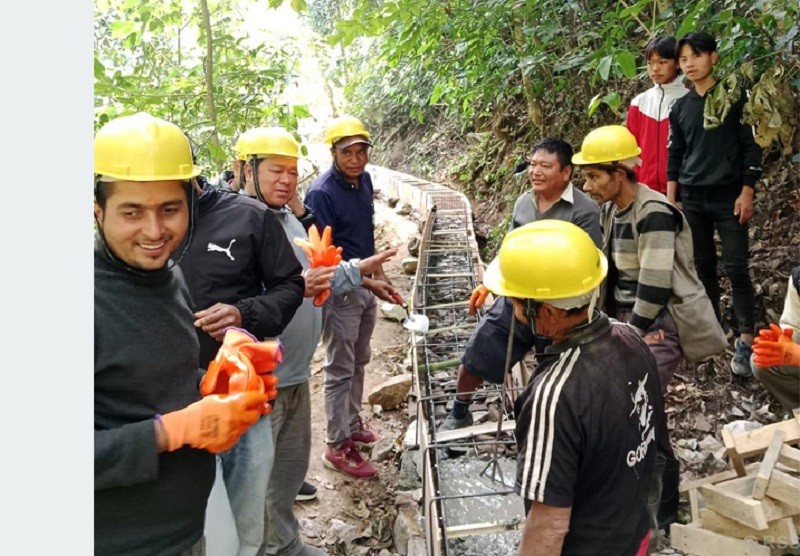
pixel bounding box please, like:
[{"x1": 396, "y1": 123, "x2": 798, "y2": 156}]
[
  {"x1": 512, "y1": 17, "x2": 543, "y2": 131},
  {"x1": 199, "y1": 0, "x2": 222, "y2": 173}
]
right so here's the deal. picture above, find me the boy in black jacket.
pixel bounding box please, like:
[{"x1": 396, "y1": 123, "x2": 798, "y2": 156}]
[{"x1": 667, "y1": 30, "x2": 763, "y2": 378}]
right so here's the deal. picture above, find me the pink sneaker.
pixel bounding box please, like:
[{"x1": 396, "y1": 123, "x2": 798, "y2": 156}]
[
  {"x1": 323, "y1": 440, "x2": 378, "y2": 478},
  {"x1": 350, "y1": 416, "x2": 381, "y2": 448}
]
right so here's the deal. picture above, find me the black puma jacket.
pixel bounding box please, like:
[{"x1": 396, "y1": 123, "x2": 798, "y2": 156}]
[{"x1": 178, "y1": 177, "x2": 304, "y2": 368}]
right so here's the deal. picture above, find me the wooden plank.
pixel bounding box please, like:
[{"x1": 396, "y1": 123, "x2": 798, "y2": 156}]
[
  {"x1": 700, "y1": 508, "x2": 799, "y2": 545},
  {"x1": 754, "y1": 430, "x2": 788, "y2": 500},
  {"x1": 765, "y1": 469, "x2": 800, "y2": 510},
  {"x1": 706, "y1": 476, "x2": 799, "y2": 526},
  {"x1": 445, "y1": 518, "x2": 525, "y2": 538},
  {"x1": 700, "y1": 482, "x2": 770, "y2": 530},
  {"x1": 680, "y1": 464, "x2": 760, "y2": 493},
  {"x1": 723, "y1": 426, "x2": 748, "y2": 476},
  {"x1": 690, "y1": 489, "x2": 702, "y2": 523},
  {"x1": 724, "y1": 419, "x2": 800, "y2": 461},
  {"x1": 778, "y1": 444, "x2": 800, "y2": 472},
  {"x1": 434, "y1": 419, "x2": 515, "y2": 443},
  {"x1": 670, "y1": 522, "x2": 772, "y2": 556}
]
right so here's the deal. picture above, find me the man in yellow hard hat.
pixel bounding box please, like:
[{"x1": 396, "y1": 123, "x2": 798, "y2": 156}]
[
  {"x1": 237, "y1": 125, "x2": 398, "y2": 552},
  {"x1": 304, "y1": 115, "x2": 397, "y2": 479},
  {"x1": 439, "y1": 138, "x2": 601, "y2": 438},
  {"x1": 94, "y1": 112, "x2": 268, "y2": 555},
  {"x1": 175, "y1": 126, "x2": 307, "y2": 556},
  {"x1": 573, "y1": 123, "x2": 728, "y2": 540},
  {"x1": 482, "y1": 220, "x2": 665, "y2": 555}
]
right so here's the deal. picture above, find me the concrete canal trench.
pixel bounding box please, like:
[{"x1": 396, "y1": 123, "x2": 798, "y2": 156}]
[{"x1": 372, "y1": 165, "x2": 529, "y2": 555}]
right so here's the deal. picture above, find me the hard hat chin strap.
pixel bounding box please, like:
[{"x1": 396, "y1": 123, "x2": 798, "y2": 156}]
[
  {"x1": 586, "y1": 288, "x2": 599, "y2": 319},
  {"x1": 249, "y1": 156, "x2": 268, "y2": 206},
  {"x1": 521, "y1": 299, "x2": 541, "y2": 337}
]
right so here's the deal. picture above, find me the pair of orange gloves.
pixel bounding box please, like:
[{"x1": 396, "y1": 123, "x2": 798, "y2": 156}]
[
  {"x1": 160, "y1": 328, "x2": 283, "y2": 454},
  {"x1": 294, "y1": 225, "x2": 343, "y2": 306},
  {"x1": 753, "y1": 324, "x2": 800, "y2": 368}
]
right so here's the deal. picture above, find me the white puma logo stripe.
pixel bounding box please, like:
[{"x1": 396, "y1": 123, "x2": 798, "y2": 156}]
[{"x1": 207, "y1": 239, "x2": 236, "y2": 261}]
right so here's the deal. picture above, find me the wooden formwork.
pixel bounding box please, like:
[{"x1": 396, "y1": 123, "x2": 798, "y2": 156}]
[{"x1": 673, "y1": 410, "x2": 800, "y2": 556}]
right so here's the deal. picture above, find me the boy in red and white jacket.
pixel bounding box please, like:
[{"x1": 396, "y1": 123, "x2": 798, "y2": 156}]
[{"x1": 626, "y1": 36, "x2": 688, "y2": 194}]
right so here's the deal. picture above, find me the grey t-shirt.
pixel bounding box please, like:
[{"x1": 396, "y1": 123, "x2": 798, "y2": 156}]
[
  {"x1": 511, "y1": 183, "x2": 602, "y2": 248},
  {"x1": 269, "y1": 206, "x2": 363, "y2": 388}
]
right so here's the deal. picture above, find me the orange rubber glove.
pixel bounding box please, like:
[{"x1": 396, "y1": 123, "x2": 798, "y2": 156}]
[
  {"x1": 753, "y1": 324, "x2": 800, "y2": 367},
  {"x1": 294, "y1": 225, "x2": 343, "y2": 306},
  {"x1": 160, "y1": 391, "x2": 267, "y2": 453},
  {"x1": 468, "y1": 284, "x2": 490, "y2": 316},
  {"x1": 200, "y1": 327, "x2": 283, "y2": 416}
]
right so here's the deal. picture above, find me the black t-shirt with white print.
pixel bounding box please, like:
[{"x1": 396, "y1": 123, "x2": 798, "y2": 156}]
[{"x1": 514, "y1": 313, "x2": 663, "y2": 555}]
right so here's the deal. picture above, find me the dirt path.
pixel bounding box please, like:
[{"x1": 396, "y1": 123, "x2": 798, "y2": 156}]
[{"x1": 296, "y1": 198, "x2": 422, "y2": 554}]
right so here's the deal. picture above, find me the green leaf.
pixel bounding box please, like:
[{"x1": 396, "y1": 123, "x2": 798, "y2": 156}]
[
  {"x1": 618, "y1": 0, "x2": 649, "y2": 19},
  {"x1": 290, "y1": 0, "x2": 307, "y2": 13},
  {"x1": 587, "y1": 93, "x2": 602, "y2": 117},
  {"x1": 292, "y1": 105, "x2": 312, "y2": 118},
  {"x1": 430, "y1": 82, "x2": 445, "y2": 104},
  {"x1": 94, "y1": 57, "x2": 106, "y2": 79},
  {"x1": 615, "y1": 51, "x2": 637, "y2": 79},
  {"x1": 110, "y1": 20, "x2": 136, "y2": 39},
  {"x1": 597, "y1": 55, "x2": 613, "y2": 81},
  {"x1": 602, "y1": 91, "x2": 622, "y2": 109},
  {"x1": 208, "y1": 142, "x2": 227, "y2": 162}
]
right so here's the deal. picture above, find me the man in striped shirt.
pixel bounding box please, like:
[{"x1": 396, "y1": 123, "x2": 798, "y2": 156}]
[
  {"x1": 574, "y1": 126, "x2": 687, "y2": 395},
  {"x1": 482, "y1": 220, "x2": 664, "y2": 555},
  {"x1": 573, "y1": 125, "x2": 703, "y2": 542}
]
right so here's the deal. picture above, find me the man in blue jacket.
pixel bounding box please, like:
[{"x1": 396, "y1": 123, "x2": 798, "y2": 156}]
[{"x1": 305, "y1": 115, "x2": 397, "y2": 479}]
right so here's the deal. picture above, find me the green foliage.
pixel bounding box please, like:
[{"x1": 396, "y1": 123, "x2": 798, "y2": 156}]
[
  {"x1": 484, "y1": 212, "x2": 512, "y2": 263},
  {"x1": 319, "y1": 0, "x2": 798, "y2": 161},
  {"x1": 94, "y1": 0, "x2": 306, "y2": 172}
]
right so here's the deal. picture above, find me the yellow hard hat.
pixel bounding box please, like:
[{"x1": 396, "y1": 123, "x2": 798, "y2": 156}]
[
  {"x1": 483, "y1": 220, "x2": 608, "y2": 302},
  {"x1": 324, "y1": 115, "x2": 371, "y2": 146},
  {"x1": 235, "y1": 126, "x2": 301, "y2": 160},
  {"x1": 572, "y1": 125, "x2": 641, "y2": 165},
  {"x1": 94, "y1": 112, "x2": 201, "y2": 181}
]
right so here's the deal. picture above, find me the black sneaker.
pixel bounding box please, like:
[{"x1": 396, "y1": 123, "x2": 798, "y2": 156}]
[
  {"x1": 296, "y1": 480, "x2": 318, "y2": 502},
  {"x1": 731, "y1": 339, "x2": 753, "y2": 378},
  {"x1": 438, "y1": 411, "x2": 474, "y2": 432}
]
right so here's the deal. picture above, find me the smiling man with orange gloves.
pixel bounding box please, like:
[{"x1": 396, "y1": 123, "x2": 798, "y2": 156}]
[{"x1": 94, "y1": 113, "x2": 268, "y2": 556}]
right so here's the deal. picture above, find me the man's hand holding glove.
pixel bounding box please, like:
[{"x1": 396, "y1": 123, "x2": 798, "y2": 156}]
[
  {"x1": 158, "y1": 392, "x2": 267, "y2": 453},
  {"x1": 468, "y1": 284, "x2": 490, "y2": 317},
  {"x1": 753, "y1": 324, "x2": 800, "y2": 367},
  {"x1": 199, "y1": 327, "x2": 283, "y2": 415},
  {"x1": 294, "y1": 225, "x2": 343, "y2": 306}
]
